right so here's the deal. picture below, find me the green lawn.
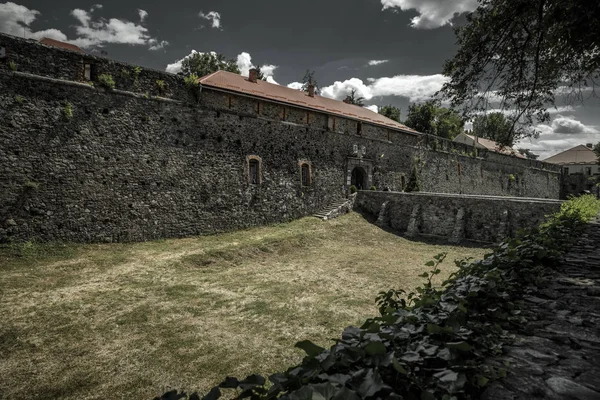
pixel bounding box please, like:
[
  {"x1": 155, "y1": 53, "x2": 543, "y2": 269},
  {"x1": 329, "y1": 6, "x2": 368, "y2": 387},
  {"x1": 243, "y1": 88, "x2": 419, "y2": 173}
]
[{"x1": 0, "y1": 212, "x2": 489, "y2": 399}]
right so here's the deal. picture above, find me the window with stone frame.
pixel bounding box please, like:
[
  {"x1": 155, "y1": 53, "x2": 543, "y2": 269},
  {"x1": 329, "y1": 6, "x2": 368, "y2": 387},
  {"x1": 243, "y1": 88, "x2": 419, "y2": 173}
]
[
  {"x1": 247, "y1": 155, "x2": 262, "y2": 185},
  {"x1": 301, "y1": 164, "x2": 311, "y2": 186}
]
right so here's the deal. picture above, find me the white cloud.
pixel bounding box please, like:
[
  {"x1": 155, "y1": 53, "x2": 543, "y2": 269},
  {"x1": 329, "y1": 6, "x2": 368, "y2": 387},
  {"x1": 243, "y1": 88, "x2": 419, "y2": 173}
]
[
  {"x1": 138, "y1": 9, "x2": 148, "y2": 22},
  {"x1": 516, "y1": 115, "x2": 600, "y2": 158},
  {"x1": 320, "y1": 74, "x2": 447, "y2": 103},
  {"x1": 551, "y1": 115, "x2": 598, "y2": 135},
  {"x1": 368, "y1": 60, "x2": 389, "y2": 66},
  {"x1": 321, "y1": 78, "x2": 373, "y2": 101},
  {"x1": 70, "y1": 7, "x2": 155, "y2": 48},
  {"x1": 260, "y1": 64, "x2": 278, "y2": 84},
  {"x1": 199, "y1": 11, "x2": 221, "y2": 29},
  {"x1": 236, "y1": 52, "x2": 279, "y2": 84},
  {"x1": 0, "y1": 2, "x2": 67, "y2": 40},
  {"x1": 149, "y1": 40, "x2": 169, "y2": 51},
  {"x1": 381, "y1": 0, "x2": 478, "y2": 29},
  {"x1": 0, "y1": 3, "x2": 166, "y2": 50},
  {"x1": 365, "y1": 105, "x2": 379, "y2": 113},
  {"x1": 287, "y1": 82, "x2": 304, "y2": 90}
]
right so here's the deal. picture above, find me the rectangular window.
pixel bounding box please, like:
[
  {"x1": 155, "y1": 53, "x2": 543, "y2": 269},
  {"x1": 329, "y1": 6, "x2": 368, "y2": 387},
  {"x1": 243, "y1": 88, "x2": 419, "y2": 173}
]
[
  {"x1": 301, "y1": 164, "x2": 310, "y2": 186},
  {"x1": 585, "y1": 167, "x2": 592, "y2": 175},
  {"x1": 84, "y1": 63, "x2": 92, "y2": 80},
  {"x1": 563, "y1": 167, "x2": 569, "y2": 175},
  {"x1": 249, "y1": 160, "x2": 259, "y2": 184}
]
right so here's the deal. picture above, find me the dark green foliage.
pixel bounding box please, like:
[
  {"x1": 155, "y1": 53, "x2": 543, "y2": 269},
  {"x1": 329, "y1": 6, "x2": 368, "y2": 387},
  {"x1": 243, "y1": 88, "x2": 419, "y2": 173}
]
[
  {"x1": 184, "y1": 74, "x2": 201, "y2": 102},
  {"x1": 97, "y1": 74, "x2": 115, "y2": 90},
  {"x1": 441, "y1": 0, "x2": 600, "y2": 139},
  {"x1": 378, "y1": 105, "x2": 401, "y2": 122},
  {"x1": 346, "y1": 89, "x2": 364, "y2": 106},
  {"x1": 156, "y1": 80, "x2": 166, "y2": 94},
  {"x1": 404, "y1": 100, "x2": 464, "y2": 139},
  {"x1": 158, "y1": 195, "x2": 600, "y2": 400},
  {"x1": 301, "y1": 70, "x2": 320, "y2": 95},
  {"x1": 349, "y1": 185, "x2": 357, "y2": 194},
  {"x1": 369, "y1": 186, "x2": 376, "y2": 191},
  {"x1": 180, "y1": 52, "x2": 240, "y2": 77},
  {"x1": 472, "y1": 112, "x2": 515, "y2": 147},
  {"x1": 518, "y1": 148, "x2": 539, "y2": 160},
  {"x1": 593, "y1": 143, "x2": 600, "y2": 160},
  {"x1": 404, "y1": 165, "x2": 420, "y2": 192}
]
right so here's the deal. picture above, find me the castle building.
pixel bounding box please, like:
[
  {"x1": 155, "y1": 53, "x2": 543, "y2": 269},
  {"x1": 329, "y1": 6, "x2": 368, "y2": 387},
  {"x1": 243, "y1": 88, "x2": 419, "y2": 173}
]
[{"x1": 0, "y1": 33, "x2": 561, "y2": 242}]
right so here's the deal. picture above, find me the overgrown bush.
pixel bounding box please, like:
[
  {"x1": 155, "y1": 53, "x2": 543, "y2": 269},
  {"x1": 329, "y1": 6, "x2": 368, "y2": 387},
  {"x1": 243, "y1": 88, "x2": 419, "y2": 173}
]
[
  {"x1": 156, "y1": 79, "x2": 166, "y2": 94},
  {"x1": 184, "y1": 74, "x2": 201, "y2": 101},
  {"x1": 132, "y1": 66, "x2": 142, "y2": 82},
  {"x1": 97, "y1": 74, "x2": 115, "y2": 90},
  {"x1": 404, "y1": 164, "x2": 420, "y2": 192},
  {"x1": 369, "y1": 185, "x2": 376, "y2": 191},
  {"x1": 349, "y1": 185, "x2": 357, "y2": 194},
  {"x1": 157, "y1": 196, "x2": 600, "y2": 400}
]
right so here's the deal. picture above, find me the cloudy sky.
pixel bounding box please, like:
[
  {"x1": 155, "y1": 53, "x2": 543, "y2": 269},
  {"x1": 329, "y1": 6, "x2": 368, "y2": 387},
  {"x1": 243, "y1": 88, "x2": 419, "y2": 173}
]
[{"x1": 1, "y1": 0, "x2": 599, "y2": 158}]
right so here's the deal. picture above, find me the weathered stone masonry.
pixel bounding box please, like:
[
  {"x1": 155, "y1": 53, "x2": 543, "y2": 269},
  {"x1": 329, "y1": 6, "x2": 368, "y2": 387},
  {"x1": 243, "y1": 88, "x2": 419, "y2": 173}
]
[
  {"x1": 356, "y1": 191, "x2": 562, "y2": 243},
  {"x1": 0, "y1": 33, "x2": 561, "y2": 242}
]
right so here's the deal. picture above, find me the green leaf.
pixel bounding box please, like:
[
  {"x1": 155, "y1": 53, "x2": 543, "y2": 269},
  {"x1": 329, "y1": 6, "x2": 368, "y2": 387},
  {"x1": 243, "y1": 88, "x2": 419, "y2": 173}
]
[
  {"x1": 477, "y1": 375, "x2": 489, "y2": 387},
  {"x1": 364, "y1": 341, "x2": 387, "y2": 355},
  {"x1": 295, "y1": 340, "x2": 325, "y2": 358},
  {"x1": 425, "y1": 261, "x2": 436, "y2": 267},
  {"x1": 447, "y1": 341, "x2": 473, "y2": 352},
  {"x1": 419, "y1": 272, "x2": 430, "y2": 278},
  {"x1": 392, "y1": 358, "x2": 407, "y2": 374},
  {"x1": 433, "y1": 369, "x2": 458, "y2": 383}
]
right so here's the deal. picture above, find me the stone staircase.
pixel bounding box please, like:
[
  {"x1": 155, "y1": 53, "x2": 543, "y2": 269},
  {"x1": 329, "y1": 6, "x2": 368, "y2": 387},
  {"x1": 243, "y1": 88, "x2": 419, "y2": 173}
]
[{"x1": 313, "y1": 194, "x2": 357, "y2": 220}]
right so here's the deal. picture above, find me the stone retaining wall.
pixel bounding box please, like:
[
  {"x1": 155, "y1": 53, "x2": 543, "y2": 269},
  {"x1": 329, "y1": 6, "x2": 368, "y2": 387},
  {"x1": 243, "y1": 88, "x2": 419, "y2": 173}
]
[{"x1": 356, "y1": 191, "x2": 563, "y2": 243}]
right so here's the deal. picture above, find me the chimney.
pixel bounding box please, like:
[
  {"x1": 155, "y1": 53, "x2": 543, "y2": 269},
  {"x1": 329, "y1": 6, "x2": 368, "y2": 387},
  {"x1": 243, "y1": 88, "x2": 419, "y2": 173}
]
[
  {"x1": 248, "y1": 68, "x2": 258, "y2": 83},
  {"x1": 586, "y1": 143, "x2": 593, "y2": 149},
  {"x1": 307, "y1": 84, "x2": 315, "y2": 97},
  {"x1": 343, "y1": 96, "x2": 352, "y2": 104}
]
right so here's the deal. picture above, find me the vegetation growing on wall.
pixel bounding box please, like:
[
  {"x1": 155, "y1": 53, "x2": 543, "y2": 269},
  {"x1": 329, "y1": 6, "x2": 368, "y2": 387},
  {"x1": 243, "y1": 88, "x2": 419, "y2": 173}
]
[
  {"x1": 8, "y1": 60, "x2": 17, "y2": 71},
  {"x1": 404, "y1": 164, "x2": 420, "y2": 192},
  {"x1": 157, "y1": 195, "x2": 600, "y2": 400},
  {"x1": 97, "y1": 74, "x2": 115, "y2": 90},
  {"x1": 62, "y1": 102, "x2": 73, "y2": 120}
]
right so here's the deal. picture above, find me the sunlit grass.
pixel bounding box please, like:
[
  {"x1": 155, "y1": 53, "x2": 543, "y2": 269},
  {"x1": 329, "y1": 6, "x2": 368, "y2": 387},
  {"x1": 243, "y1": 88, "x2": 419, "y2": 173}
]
[{"x1": 0, "y1": 212, "x2": 489, "y2": 399}]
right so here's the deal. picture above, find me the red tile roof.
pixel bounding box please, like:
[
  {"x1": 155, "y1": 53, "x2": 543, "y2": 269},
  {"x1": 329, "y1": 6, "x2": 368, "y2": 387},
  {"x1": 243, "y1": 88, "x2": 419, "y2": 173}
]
[
  {"x1": 464, "y1": 133, "x2": 526, "y2": 158},
  {"x1": 543, "y1": 145, "x2": 598, "y2": 165},
  {"x1": 39, "y1": 38, "x2": 84, "y2": 54},
  {"x1": 198, "y1": 71, "x2": 419, "y2": 134}
]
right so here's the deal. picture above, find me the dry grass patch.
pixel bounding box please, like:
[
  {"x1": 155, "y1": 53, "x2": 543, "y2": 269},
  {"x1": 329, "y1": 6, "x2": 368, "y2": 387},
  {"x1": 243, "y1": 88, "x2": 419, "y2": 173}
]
[{"x1": 0, "y1": 213, "x2": 489, "y2": 399}]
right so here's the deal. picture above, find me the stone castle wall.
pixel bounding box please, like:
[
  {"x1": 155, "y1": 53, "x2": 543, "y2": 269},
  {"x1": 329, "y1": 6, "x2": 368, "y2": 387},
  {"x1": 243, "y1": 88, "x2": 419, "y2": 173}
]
[
  {"x1": 0, "y1": 33, "x2": 561, "y2": 242},
  {"x1": 356, "y1": 191, "x2": 563, "y2": 243}
]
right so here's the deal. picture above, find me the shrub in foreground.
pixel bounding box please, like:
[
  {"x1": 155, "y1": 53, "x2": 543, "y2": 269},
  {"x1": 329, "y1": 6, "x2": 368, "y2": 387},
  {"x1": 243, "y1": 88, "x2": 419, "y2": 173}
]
[{"x1": 156, "y1": 195, "x2": 600, "y2": 400}]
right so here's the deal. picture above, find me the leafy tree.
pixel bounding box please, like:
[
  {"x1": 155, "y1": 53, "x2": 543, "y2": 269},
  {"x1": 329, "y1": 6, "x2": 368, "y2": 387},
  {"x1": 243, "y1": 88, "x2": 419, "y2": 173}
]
[
  {"x1": 404, "y1": 100, "x2": 464, "y2": 139},
  {"x1": 379, "y1": 105, "x2": 401, "y2": 122},
  {"x1": 301, "y1": 70, "x2": 320, "y2": 95},
  {"x1": 593, "y1": 143, "x2": 600, "y2": 160},
  {"x1": 441, "y1": 0, "x2": 600, "y2": 140},
  {"x1": 181, "y1": 52, "x2": 240, "y2": 77},
  {"x1": 518, "y1": 148, "x2": 540, "y2": 160},
  {"x1": 345, "y1": 88, "x2": 365, "y2": 106},
  {"x1": 472, "y1": 112, "x2": 515, "y2": 146}
]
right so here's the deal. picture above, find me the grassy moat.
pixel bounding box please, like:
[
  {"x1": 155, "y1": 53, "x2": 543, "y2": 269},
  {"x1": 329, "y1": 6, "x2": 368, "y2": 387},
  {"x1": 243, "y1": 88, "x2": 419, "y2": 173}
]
[{"x1": 0, "y1": 212, "x2": 489, "y2": 399}]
